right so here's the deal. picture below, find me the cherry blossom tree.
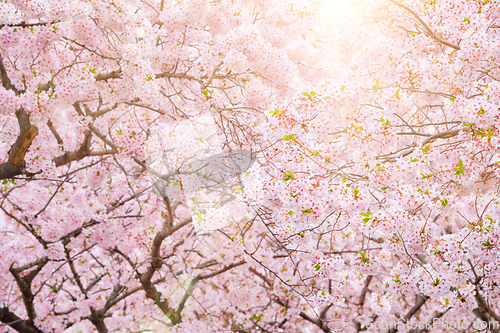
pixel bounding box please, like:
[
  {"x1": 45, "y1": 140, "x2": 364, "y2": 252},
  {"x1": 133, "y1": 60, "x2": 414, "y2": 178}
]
[{"x1": 1, "y1": 0, "x2": 500, "y2": 332}]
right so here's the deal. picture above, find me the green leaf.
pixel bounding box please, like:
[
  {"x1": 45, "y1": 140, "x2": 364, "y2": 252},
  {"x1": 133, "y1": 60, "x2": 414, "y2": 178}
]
[
  {"x1": 269, "y1": 108, "x2": 280, "y2": 116},
  {"x1": 454, "y1": 159, "x2": 465, "y2": 175},
  {"x1": 313, "y1": 263, "x2": 321, "y2": 271},
  {"x1": 251, "y1": 314, "x2": 262, "y2": 322},
  {"x1": 302, "y1": 91, "x2": 317, "y2": 101},
  {"x1": 360, "y1": 212, "x2": 373, "y2": 224},
  {"x1": 359, "y1": 252, "x2": 370, "y2": 264},
  {"x1": 421, "y1": 172, "x2": 433, "y2": 179},
  {"x1": 283, "y1": 172, "x2": 295, "y2": 182},
  {"x1": 393, "y1": 88, "x2": 400, "y2": 99},
  {"x1": 283, "y1": 134, "x2": 296, "y2": 141},
  {"x1": 421, "y1": 144, "x2": 431, "y2": 154}
]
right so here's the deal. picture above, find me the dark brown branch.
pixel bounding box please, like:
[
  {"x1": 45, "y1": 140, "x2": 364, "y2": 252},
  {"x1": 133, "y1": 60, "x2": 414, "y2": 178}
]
[
  {"x1": 0, "y1": 56, "x2": 39, "y2": 179},
  {"x1": 0, "y1": 55, "x2": 18, "y2": 93},
  {"x1": 51, "y1": 102, "x2": 117, "y2": 167},
  {"x1": 58, "y1": 219, "x2": 100, "y2": 244},
  {"x1": 9, "y1": 257, "x2": 49, "y2": 323},
  {"x1": 63, "y1": 244, "x2": 87, "y2": 298},
  {"x1": 474, "y1": 289, "x2": 500, "y2": 332},
  {"x1": 359, "y1": 275, "x2": 373, "y2": 306},
  {"x1": 0, "y1": 108, "x2": 38, "y2": 179},
  {"x1": 53, "y1": 130, "x2": 92, "y2": 167},
  {"x1": 0, "y1": 160, "x2": 25, "y2": 180},
  {"x1": 299, "y1": 311, "x2": 331, "y2": 333},
  {"x1": 197, "y1": 260, "x2": 246, "y2": 280},
  {"x1": 102, "y1": 284, "x2": 125, "y2": 312},
  {"x1": 47, "y1": 119, "x2": 64, "y2": 146},
  {"x1": 89, "y1": 309, "x2": 108, "y2": 333},
  {"x1": 0, "y1": 20, "x2": 60, "y2": 30},
  {"x1": 0, "y1": 307, "x2": 44, "y2": 333},
  {"x1": 409, "y1": 309, "x2": 450, "y2": 333},
  {"x1": 138, "y1": 216, "x2": 192, "y2": 322},
  {"x1": 37, "y1": 81, "x2": 55, "y2": 92},
  {"x1": 95, "y1": 70, "x2": 122, "y2": 81},
  {"x1": 10, "y1": 125, "x2": 38, "y2": 166},
  {"x1": 388, "y1": 294, "x2": 430, "y2": 333},
  {"x1": 249, "y1": 267, "x2": 273, "y2": 287}
]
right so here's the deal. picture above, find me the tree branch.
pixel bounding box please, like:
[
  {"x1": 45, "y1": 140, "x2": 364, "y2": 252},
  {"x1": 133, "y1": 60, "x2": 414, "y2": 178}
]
[
  {"x1": 0, "y1": 55, "x2": 18, "y2": 93},
  {"x1": 0, "y1": 56, "x2": 39, "y2": 179},
  {"x1": 359, "y1": 275, "x2": 373, "y2": 306},
  {"x1": 53, "y1": 130, "x2": 92, "y2": 167},
  {"x1": 387, "y1": 0, "x2": 460, "y2": 50},
  {"x1": 474, "y1": 289, "x2": 500, "y2": 332},
  {"x1": 138, "y1": 215, "x2": 192, "y2": 323},
  {"x1": 388, "y1": 294, "x2": 430, "y2": 333},
  {"x1": 299, "y1": 311, "x2": 331, "y2": 333},
  {"x1": 0, "y1": 307, "x2": 44, "y2": 333},
  {"x1": 197, "y1": 260, "x2": 246, "y2": 280},
  {"x1": 0, "y1": 20, "x2": 60, "y2": 30},
  {"x1": 9, "y1": 257, "x2": 49, "y2": 323}
]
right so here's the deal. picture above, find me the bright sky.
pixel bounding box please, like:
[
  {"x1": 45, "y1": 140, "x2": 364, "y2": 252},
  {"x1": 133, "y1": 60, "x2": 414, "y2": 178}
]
[{"x1": 319, "y1": 0, "x2": 358, "y2": 27}]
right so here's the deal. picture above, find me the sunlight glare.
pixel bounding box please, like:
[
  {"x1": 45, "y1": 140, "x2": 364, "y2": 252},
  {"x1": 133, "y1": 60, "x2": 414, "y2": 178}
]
[{"x1": 319, "y1": 0, "x2": 357, "y2": 27}]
